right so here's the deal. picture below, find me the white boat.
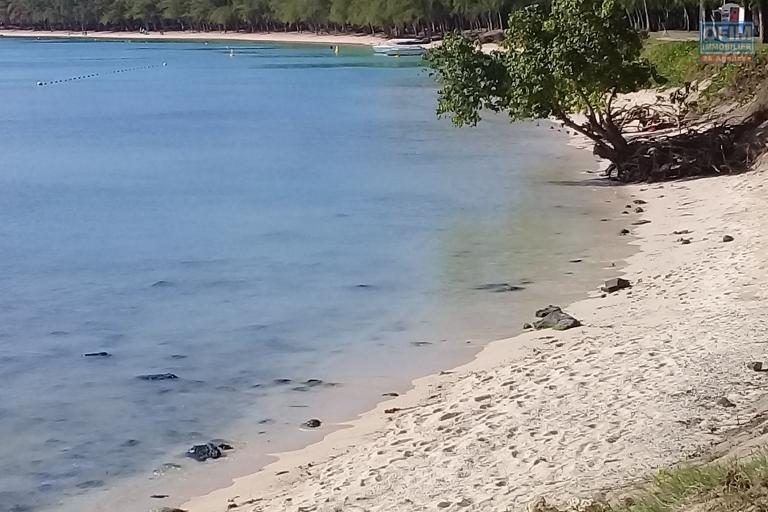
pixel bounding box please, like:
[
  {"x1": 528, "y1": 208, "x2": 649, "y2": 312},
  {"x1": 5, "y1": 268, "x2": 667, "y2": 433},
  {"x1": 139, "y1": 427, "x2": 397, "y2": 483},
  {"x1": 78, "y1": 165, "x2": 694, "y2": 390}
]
[{"x1": 372, "y1": 38, "x2": 428, "y2": 57}]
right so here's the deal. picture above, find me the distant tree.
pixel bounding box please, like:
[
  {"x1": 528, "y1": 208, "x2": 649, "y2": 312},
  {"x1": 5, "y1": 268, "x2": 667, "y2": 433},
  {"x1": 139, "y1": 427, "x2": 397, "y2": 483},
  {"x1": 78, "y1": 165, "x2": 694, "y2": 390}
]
[{"x1": 427, "y1": 0, "x2": 653, "y2": 164}]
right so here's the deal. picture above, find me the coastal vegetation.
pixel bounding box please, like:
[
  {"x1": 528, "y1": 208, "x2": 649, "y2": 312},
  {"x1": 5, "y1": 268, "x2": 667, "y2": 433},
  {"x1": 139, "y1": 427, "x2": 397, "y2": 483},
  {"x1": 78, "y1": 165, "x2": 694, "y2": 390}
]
[
  {"x1": 428, "y1": 0, "x2": 768, "y2": 182},
  {"x1": 531, "y1": 450, "x2": 768, "y2": 512},
  {"x1": 0, "y1": 0, "x2": 753, "y2": 35},
  {"x1": 426, "y1": 0, "x2": 652, "y2": 166}
]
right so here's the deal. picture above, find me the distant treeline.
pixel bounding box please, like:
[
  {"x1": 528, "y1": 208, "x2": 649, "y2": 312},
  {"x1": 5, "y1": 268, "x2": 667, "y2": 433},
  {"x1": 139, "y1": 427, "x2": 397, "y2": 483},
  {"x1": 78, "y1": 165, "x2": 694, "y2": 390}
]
[{"x1": 0, "y1": 0, "x2": 753, "y2": 36}]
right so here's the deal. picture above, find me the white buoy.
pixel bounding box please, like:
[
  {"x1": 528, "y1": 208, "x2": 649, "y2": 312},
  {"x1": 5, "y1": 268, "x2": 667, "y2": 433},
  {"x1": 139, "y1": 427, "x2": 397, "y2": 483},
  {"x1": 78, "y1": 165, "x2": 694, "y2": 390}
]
[{"x1": 229, "y1": 48, "x2": 235, "y2": 57}]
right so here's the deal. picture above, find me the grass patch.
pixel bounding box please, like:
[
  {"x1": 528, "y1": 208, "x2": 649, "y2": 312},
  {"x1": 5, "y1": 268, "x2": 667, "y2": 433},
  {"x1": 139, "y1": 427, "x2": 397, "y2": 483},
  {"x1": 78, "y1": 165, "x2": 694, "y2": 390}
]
[
  {"x1": 641, "y1": 40, "x2": 768, "y2": 113},
  {"x1": 642, "y1": 40, "x2": 701, "y2": 86},
  {"x1": 533, "y1": 450, "x2": 768, "y2": 512}
]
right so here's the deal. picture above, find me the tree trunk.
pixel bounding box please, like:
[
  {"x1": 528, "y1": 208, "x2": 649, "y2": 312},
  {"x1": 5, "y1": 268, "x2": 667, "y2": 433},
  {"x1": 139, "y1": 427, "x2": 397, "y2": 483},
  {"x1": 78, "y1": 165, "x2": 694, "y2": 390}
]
[
  {"x1": 642, "y1": 0, "x2": 650, "y2": 31},
  {"x1": 759, "y1": 0, "x2": 768, "y2": 43}
]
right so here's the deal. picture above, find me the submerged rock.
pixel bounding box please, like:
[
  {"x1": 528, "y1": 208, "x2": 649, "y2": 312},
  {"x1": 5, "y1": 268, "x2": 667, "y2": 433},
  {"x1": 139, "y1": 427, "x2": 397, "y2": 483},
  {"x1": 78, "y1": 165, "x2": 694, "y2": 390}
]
[
  {"x1": 631, "y1": 219, "x2": 651, "y2": 226},
  {"x1": 474, "y1": 283, "x2": 525, "y2": 293},
  {"x1": 83, "y1": 351, "x2": 111, "y2": 357},
  {"x1": 633, "y1": 199, "x2": 647, "y2": 205},
  {"x1": 303, "y1": 379, "x2": 323, "y2": 387},
  {"x1": 210, "y1": 439, "x2": 234, "y2": 451},
  {"x1": 272, "y1": 378, "x2": 292, "y2": 385},
  {"x1": 138, "y1": 373, "x2": 178, "y2": 381},
  {"x1": 301, "y1": 419, "x2": 322, "y2": 428},
  {"x1": 186, "y1": 443, "x2": 221, "y2": 462},
  {"x1": 151, "y1": 280, "x2": 174, "y2": 288},
  {"x1": 533, "y1": 310, "x2": 581, "y2": 331},
  {"x1": 601, "y1": 278, "x2": 631, "y2": 293}
]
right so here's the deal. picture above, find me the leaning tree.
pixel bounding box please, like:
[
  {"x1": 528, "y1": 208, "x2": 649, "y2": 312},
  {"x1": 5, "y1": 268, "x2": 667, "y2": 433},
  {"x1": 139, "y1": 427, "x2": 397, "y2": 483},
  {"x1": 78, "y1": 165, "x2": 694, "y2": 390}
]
[{"x1": 426, "y1": 0, "x2": 654, "y2": 166}]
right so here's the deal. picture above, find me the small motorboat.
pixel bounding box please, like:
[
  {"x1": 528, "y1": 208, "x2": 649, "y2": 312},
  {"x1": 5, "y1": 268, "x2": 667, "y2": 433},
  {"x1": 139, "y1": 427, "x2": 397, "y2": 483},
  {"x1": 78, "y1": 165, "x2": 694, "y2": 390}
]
[{"x1": 373, "y1": 38, "x2": 428, "y2": 57}]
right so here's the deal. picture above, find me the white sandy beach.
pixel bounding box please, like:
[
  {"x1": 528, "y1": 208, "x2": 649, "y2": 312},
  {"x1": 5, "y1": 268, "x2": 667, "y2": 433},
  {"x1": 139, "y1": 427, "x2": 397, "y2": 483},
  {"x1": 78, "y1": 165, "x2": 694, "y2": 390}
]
[
  {"x1": 0, "y1": 29, "x2": 385, "y2": 46},
  {"x1": 172, "y1": 131, "x2": 768, "y2": 511}
]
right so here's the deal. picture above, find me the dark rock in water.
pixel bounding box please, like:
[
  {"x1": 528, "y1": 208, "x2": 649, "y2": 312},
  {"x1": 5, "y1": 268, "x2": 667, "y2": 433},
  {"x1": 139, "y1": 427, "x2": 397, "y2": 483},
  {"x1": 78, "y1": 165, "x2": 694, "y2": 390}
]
[
  {"x1": 633, "y1": 199, "x2": 647, "y2": 205},
  {"x1": 722, "y1": 234, "x2": 734, "y2": 242},
  {"x1": 138, "y1": 373, "x2": 178, "y2": 381},
  {"x1": 170, "y1": 354, "x2": 187, "y2": 360},
  {"x1": 748, "y1": 361, "x2": 767, "y2": 372},
  {"x1": 150, "y1": 494, "x2": 169, "y2": 499},
  {"x1": 631, "y1": 219, "x2": 651, "y2": 225},
  {"x1": 257, "y1": 418, "x2": 275, "y2": 425},
  {"x1": 619, "y1": 228, "x2": 630, "y2": 236},
  {"x1": 716, "y1": 397, "x2": 736, "y2": 408},
  {"x1": 151, "y1": 280, "x2": 174, "y2": 288},
  {"x1": 569, "y1": 258, "x2": 583, "y2": 263},
  {"x1": 304, "y1": 379, "x2": 323, "y2": 387},
  {"x1": 273, "y1": 378, "x2": 292, "y2": 385},
  {"x1": 354, "y1": 284, "x2": 373, "y2": 289},
  {"x1": 186, "y1": 443, "x2": 221, "y2": 462},
  {"x1": 156, "y1": 508, "x2": 188, "y2": 512},
  {"x1": 673, "y1": 230, "x2": 692, "y2": 235},
  {"x1": 291, "y1": 386, "x2": 309, "y2": 392},
  {"x1": 411, "y1": 341, "x2": 432, "y2": 347},
  {"x1": 83, "y1": 351, "x2": 111, "y2": 358},
  {"x1": 382, "y1": 392, "x2": 399, "y2": 397},
  {"x1": 625, "y1": 204, "x2": 632, "y2": 208},
  {"x1": 522, "y1": 323, "x2": 533, "y2": 330},
  {"x1": 535, "y1": 305, "x2": 562, "y2": 318},
  {"x1": 474, "y1": 283, "x2": 525, "y2": 293},
  {"x1": 301, "y1": 419, "x2": 322, "y2": 428},
  {"x1": 601, "y1": 278, "x2": 631, "y2": 293},
  {"x1": 75, "y1": 480, "x2": 104, "y2": 489},
  {"x1": 679, "y1": 238, "x2": 691, "y2": 245},
  {"x1": 634, "y1": 207, "x2": 644, "y2": 213},
  {"x1": 533, "y1": 310, "x2": 581, "y2": 331},
  {"x1": 121, "y1": 439, "x2": 140, "y2": 447},
  {"x1": 210, "y1": 439, "x2": 234, "y2": 451}
]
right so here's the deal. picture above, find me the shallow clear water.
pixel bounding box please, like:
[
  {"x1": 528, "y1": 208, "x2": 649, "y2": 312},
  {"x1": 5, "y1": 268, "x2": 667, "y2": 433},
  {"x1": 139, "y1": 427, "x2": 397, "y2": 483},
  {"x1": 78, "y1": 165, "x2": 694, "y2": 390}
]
[{"x1": 0, "y1": 38, "x2": 624, "y2": 512}]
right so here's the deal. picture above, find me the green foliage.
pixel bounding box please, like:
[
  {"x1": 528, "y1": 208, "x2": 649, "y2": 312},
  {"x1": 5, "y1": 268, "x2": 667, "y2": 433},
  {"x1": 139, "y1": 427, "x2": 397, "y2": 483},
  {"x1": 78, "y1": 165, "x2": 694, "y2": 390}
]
[
  {"x1": 427, "y1": 0, "x2": 653, "y2": 158},
  {"x1": 615, "y1": 451, "x2": 768, "y2": 512},
  {"x1": 0, "y1": 0, "x2": 516, "y2": 32},
  {"x1": 641, "y1": 40, "x2": 699, "y2": 86},
  {"x1": 531, "y1": 450, "x2": 768, "y2": 512}
]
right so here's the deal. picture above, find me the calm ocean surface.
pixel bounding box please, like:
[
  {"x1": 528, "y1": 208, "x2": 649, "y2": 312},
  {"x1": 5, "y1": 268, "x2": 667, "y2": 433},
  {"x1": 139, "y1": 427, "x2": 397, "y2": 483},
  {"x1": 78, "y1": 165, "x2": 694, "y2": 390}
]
[{"x1": 0, "y1": 37, "x2": 624, "y2": 512}]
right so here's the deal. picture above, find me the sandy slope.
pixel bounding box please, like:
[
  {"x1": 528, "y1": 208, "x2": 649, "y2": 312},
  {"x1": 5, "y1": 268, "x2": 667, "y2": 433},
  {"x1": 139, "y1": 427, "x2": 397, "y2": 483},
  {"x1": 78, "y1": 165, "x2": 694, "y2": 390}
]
[{"x1": 177, "y1": 148, "x2": 768, "y2": 510}]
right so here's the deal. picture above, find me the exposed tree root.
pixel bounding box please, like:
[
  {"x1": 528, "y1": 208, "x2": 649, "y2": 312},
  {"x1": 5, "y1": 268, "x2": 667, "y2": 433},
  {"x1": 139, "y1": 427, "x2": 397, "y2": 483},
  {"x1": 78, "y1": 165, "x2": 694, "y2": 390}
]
[{"x1": 603, "y1": 110, "x2": 768, "y2": 183}]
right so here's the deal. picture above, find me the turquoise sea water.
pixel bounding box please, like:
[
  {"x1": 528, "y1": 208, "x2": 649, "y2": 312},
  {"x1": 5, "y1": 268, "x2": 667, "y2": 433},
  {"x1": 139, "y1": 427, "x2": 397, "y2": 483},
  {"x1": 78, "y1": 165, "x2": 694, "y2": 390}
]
[{"x1": 0, "y1": 37, "x2": 621, "y2": 512}]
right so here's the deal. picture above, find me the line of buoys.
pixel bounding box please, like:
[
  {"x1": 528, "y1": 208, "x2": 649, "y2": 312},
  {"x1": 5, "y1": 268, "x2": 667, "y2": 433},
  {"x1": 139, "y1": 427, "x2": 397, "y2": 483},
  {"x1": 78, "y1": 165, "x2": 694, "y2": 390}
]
[{"x1": 36, "y1": 62, "x2": 168, "y2": 87}]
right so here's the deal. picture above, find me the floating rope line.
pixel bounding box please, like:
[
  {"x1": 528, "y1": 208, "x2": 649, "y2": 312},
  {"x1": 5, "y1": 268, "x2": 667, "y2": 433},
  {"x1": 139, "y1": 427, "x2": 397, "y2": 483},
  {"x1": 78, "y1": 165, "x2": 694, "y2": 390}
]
[{"x1": 36, "y1": 62, "x2": 167, "y2": 86}]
